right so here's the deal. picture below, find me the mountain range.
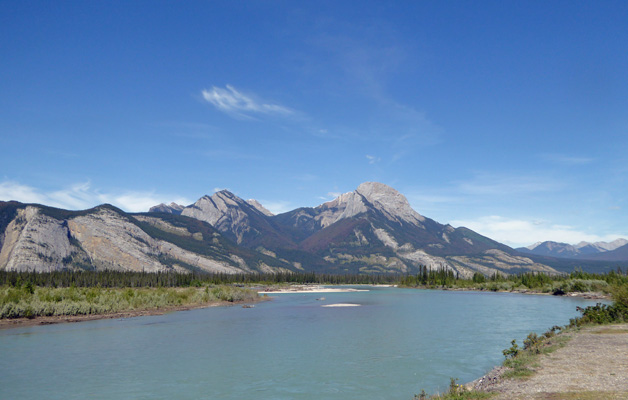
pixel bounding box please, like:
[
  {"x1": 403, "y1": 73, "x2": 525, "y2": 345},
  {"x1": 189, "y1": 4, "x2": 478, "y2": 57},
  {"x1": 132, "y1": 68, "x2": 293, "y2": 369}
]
[
  {"x1": 1, "y1": 182, "x2": 625, "y2": 276},
  {"x1": 517, "y1": 239, "x2": 628, "y2": 261}
]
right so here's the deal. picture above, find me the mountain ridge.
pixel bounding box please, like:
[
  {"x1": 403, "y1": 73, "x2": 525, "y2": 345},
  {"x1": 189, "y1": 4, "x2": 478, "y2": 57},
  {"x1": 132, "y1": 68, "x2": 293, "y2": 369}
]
[
  {"x1": 3, "y1": 182, "x2": 623, "y2": 275},
  {"x1": 160, "y1": 182, "x2": 561, "y2": 276},
  {"x1": 517, "y1": 239, "x2": 628, "y2": 259},
  {"x1": 0, "y1": 200, "x2": 297, "y2": 274}
]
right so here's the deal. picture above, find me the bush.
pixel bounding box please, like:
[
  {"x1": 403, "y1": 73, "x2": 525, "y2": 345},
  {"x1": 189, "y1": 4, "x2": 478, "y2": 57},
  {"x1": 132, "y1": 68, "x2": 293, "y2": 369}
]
[
  {"x1": 523, "y1": 332, "x2": 541, "y2": 353},
  {"x1": 502, "y1": 339, "x2": 519, "y2": 359},
  {"x1": 612, "y1": 284, "x2": 628, "y2": 309}
]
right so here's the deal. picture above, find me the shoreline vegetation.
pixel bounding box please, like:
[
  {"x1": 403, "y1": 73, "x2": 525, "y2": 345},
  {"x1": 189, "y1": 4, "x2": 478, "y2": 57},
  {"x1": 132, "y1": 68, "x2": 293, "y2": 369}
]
[{"x1": 0, "y1": 284, "x2": 262, "y2": 329}]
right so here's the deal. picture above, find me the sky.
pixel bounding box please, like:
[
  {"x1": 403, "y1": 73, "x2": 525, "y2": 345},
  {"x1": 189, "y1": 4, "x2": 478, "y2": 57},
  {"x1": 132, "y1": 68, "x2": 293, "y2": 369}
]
[{"x1": 1, "y1": 1, "x2": 627, "y2": 248}]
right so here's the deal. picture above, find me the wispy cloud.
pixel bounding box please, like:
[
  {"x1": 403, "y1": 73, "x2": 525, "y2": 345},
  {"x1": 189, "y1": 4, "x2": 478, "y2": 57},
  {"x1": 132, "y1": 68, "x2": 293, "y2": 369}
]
[
  {"x1": 317, "y1": 191, "x2": 344, "y2": 202},
  {"x1": 450, "y1": 215, "x2": 626, "y2": 248},
  {"x1": 0, "y1": 181, "x2": 48, "y2": 205},
  {"x1": 202, "y1": 85, "x2": 294, "y2": 119},
  {"x1": 308, "y1": 28, "x2": 442, "y2": 160},
  {"x1": 0, "y1": 180, "x2": 191, "y2": 213},
  {"x1": 366, "y1": 154, "x2": 381, "y2": 164},
  {"x1": 456, "y1": 173, "x2": 561, "y2": 196}
]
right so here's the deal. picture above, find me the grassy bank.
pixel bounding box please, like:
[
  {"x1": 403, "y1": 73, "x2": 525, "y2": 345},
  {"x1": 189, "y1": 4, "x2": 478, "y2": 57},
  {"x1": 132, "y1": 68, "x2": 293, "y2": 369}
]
[{"x1": 0, "y1": 285, "x2": 260, "y2": 319}]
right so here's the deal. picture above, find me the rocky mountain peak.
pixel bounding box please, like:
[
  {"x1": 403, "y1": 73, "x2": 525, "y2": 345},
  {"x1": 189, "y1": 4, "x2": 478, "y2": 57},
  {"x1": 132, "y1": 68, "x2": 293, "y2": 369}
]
[
  {"x1": 313, "y1": 182, "x2": 425, "y2": 229},
  {"x1": 355, "y1": 182, "x2": 425, "y2": 226},
  {"x1": 178, "y1": 190, "x2": 273, "y2": 244},
  {"x1": 182, "y1": 190, "x2": 244, "y2": 227}
]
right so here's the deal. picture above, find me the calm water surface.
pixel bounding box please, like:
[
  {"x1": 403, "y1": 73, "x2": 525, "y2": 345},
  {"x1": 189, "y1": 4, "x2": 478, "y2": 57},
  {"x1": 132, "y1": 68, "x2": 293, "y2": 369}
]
[{"x1": 0, "y1": 287, "x2": 600, "y2": 399}]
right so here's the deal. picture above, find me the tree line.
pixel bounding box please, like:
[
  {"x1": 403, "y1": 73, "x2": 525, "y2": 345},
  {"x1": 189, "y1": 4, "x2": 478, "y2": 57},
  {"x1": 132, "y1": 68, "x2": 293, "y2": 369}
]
[
  {"x1": 0, "y1": 270, "x2": 399, "y2": 288},
  {"x1": 1, "y1": 267, "x2": 626, "y2": 289},
  {"x1": 399, "y1": 266, "x2": 628, "y2": 291}
]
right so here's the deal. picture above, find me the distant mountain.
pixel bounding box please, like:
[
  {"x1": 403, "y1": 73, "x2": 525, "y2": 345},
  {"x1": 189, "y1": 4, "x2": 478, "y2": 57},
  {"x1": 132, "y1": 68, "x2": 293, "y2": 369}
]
[
  {"x1": 517, "y1": 241, "x2": 580, "y2": 258},
  {"x1": 170, "y1": 182, "x2": 559, "y2": 277},
  {"x1": 517, "y1": 239, "x2": 628, "y2": 259},
  {"x1": 149, "y1": 202, "x2": 185, "y2": 214},
  {"x1": 573, "y1": 243, "x2": 628, "y2": 262}
]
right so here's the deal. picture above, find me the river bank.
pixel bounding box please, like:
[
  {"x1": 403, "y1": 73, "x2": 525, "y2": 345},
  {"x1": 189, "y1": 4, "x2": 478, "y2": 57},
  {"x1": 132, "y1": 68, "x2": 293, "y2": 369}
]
[
  {"x1": 467, "y1": 323, "x2": 628, "y2": 399},
  {"x1": 0, "y1": 285, "x2": 263, "y2": 329},
  {"x1": 0, "y1": 298, "x2": 267, "y2": 329},
  {"x1": 440, "y1": 286, "x2": 611, "y2": 300}
]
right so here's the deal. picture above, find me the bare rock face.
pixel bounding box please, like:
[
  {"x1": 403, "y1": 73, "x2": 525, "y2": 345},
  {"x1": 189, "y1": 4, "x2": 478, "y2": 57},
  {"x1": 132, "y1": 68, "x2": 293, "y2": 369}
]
[
  {"x1": 68, "y1": 208, "x2": 164, "y2": 272},
  {"x1": 315, "y1": 182, "x2": 425, "y2": 228},
  {"x1": 68, "y1": 208, "x2": 243, "y2": 273},
  {"x1": 355, "y1": 182, "x2": 425, "y2": 226},
  {"x1": 316, "y1": 191, "x2": 369, "y2": 228},
  {"x1": 0, "y1": 205, "x2": 253, "y2": 274},
  {"x1": 181, "y1": 191, "x2": 263, "y2": 244},
  {"x1": 0, "y1": 207, "x2": 73, "y2": 272}
]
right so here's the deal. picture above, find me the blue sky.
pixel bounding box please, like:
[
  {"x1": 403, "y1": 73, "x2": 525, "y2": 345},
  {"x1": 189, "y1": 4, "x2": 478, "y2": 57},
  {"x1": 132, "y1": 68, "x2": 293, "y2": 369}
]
[{"x1": 1, "y1": 1, "x2": 627, "y2": 248}]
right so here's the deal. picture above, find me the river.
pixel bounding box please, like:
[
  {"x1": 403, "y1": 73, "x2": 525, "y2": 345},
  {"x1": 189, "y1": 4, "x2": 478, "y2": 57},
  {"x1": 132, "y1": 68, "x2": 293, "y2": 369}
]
[{"x1": 0, "y1": 287, "x2": 601, "y2": 399}]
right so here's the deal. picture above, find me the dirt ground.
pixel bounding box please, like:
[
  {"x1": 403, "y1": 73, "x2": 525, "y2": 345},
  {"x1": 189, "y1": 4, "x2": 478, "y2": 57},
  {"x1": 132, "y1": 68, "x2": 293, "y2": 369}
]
[{"x1": 472, "y1": 324, "x2": 628, "y2": 399}]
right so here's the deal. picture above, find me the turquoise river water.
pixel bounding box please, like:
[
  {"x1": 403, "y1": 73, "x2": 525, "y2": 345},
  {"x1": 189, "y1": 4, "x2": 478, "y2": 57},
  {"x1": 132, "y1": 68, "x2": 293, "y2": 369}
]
[{"x1": 0, "y1": 287, "x2": 601, "y2": 399}]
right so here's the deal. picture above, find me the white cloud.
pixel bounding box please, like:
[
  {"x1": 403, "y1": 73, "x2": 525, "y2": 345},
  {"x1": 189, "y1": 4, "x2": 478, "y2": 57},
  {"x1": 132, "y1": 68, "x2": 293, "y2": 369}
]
[
  {"x1": 259, "y1": 200, "x2": 292, "y2": 215},
  {"x1": 366, "y1": 154, "x2": 380, "y2": 164},
  {"x1": 451, "y1": 215, "x2": 626, "y2": 248},
  {"x1": 0, "y1": 181, "x2": 48, "y2": 204},
  {"x1": 317, "y1": 191, "x2": 343, "y2": 202},
  {"x1": 202, "y1": 85, "x2": 294, "y2": 118},
  {"x1": 107, "y1": 193, "x2": 191, "y2": 213},
  {"x1": 456, "y1": 173, "x2": 561, "y2": 196},
  {"x1": 0, "y1": 180, "x2": 191, "y2": 213},
  {"x1": 540, "y1": 153, "x2": 594, "y2": 166},
  {"x1": 48, "y1": 182, "x2": 104, "y2": 210}
]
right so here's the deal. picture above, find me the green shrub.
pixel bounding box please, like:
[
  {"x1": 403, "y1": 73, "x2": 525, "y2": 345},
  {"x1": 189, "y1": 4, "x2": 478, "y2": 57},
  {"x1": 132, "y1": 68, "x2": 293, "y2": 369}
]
[
  {"x1": 502, "y1": 339, "x2": 519, "y2": 359},
  {"x1": 523, "y1": 332, "x2": 541, "y2": 354}
]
